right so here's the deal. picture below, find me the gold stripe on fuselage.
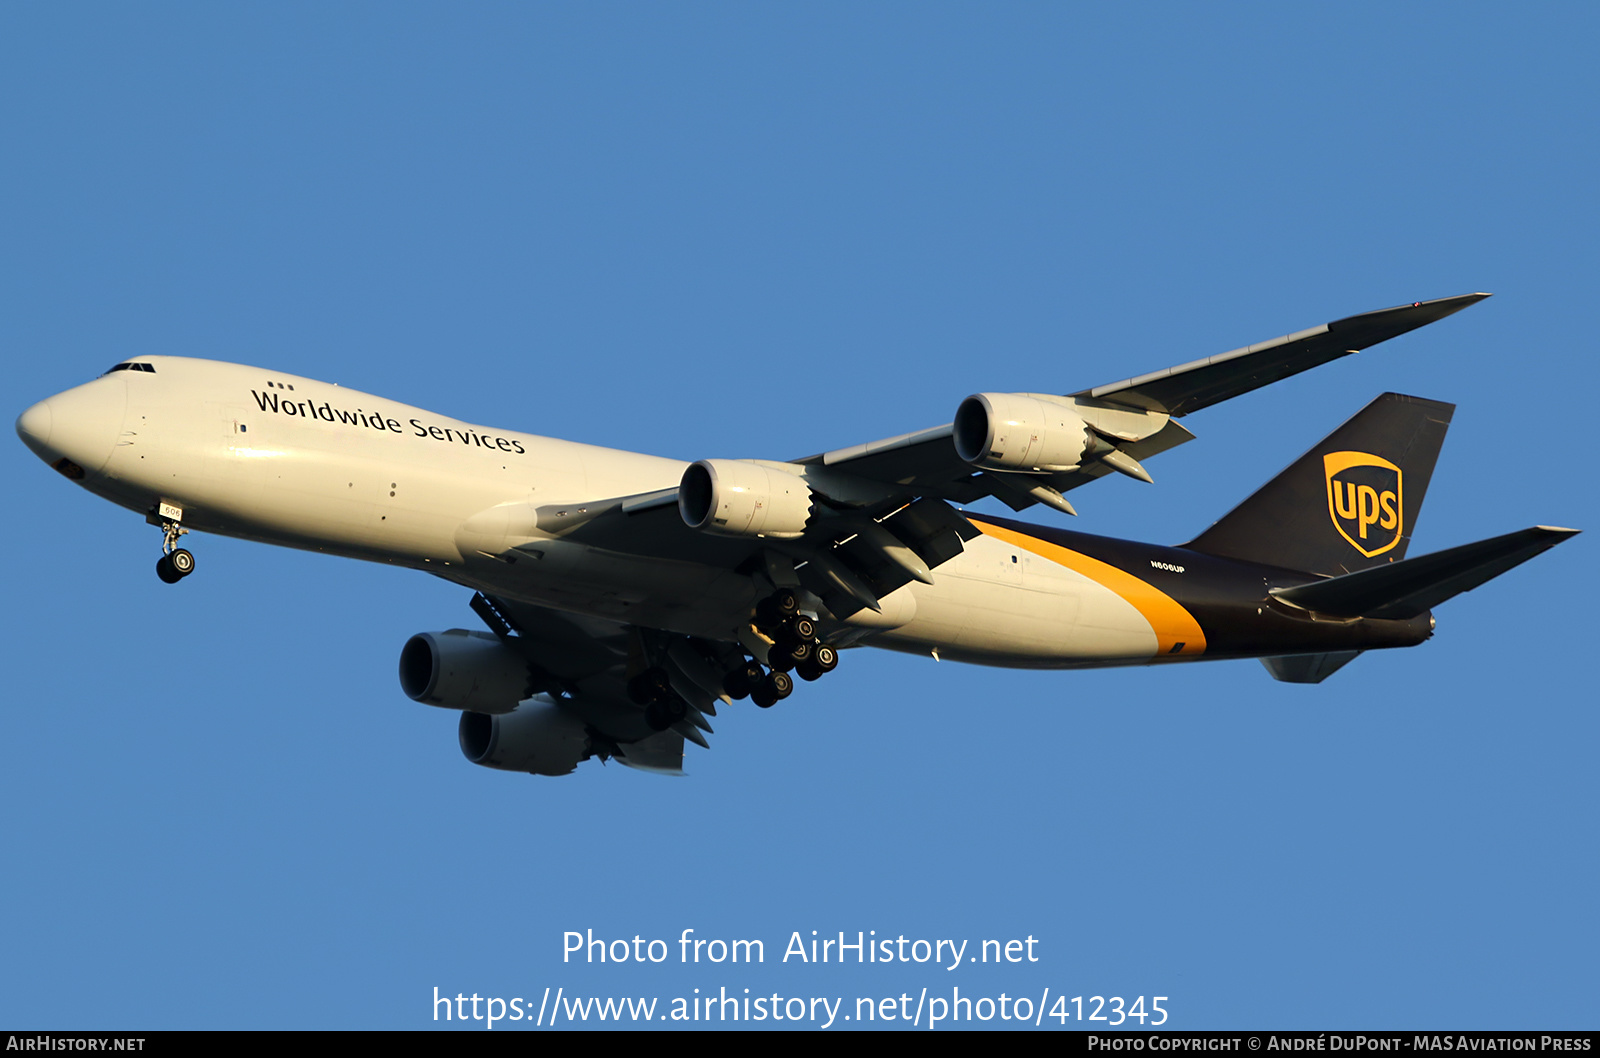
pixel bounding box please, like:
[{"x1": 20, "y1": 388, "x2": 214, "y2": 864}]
[{"x1": 973, "y1": 520, "x2": 1207, "y2": 657}]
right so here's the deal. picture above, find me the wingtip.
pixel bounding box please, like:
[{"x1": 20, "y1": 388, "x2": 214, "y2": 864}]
[
  {"x1": 1333, "y1": 292, "x2": 1493, "y2": 331},
  {"x1": 1420, "y1": 291, "x2": 1493, "y2": 315}
]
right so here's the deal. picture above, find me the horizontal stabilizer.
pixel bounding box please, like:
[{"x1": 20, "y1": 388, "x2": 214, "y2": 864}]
[
  {"x1": 1261, "y1": 650, "x2": 1363, "y2": 684},
  {"x1": 1271, "y1": 526, "x2": 1579, "y2": 619}
]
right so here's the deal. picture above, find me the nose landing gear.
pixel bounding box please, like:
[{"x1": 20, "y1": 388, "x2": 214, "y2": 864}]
[{"x1": 152, "y1": 504, "x2": 195, "y2": 584}]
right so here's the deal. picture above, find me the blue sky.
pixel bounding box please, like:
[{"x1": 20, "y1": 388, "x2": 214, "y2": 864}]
[{"x1": 2, "y1": 3, "x2": 1594, "y2": 1030}]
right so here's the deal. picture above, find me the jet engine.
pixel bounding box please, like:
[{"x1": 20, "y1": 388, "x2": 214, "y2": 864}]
[
  {"x1": 953, "y1": 392, "x2": 1096, "y2": 473},
  {"x1": 458, "y1": 696, "x2": 592, "y2": 777},
  {"x1": 398, "y1": 629, "x2": 533, "y2": 715},
  {"x1": 678, "y1": 459, "x2": 813, "y2": 539}
]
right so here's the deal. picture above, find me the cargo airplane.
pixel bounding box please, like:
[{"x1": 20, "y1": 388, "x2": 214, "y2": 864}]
[{"x1": 15, "y1": 294, "x2": 1576, "y2": 776}]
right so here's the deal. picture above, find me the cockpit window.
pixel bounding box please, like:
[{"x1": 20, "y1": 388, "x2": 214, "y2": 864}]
[{"x1": 102, "y1": 362, "x2": 156, "y2": 375}]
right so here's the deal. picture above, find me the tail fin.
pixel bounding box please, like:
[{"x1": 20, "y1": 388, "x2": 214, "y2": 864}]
[{"x1": 1183, "y1": 392, "x2": 1453, "y2": 576}]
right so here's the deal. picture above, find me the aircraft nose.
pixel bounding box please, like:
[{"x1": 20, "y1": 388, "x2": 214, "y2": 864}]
[
  {"x1": 15, "y1": 400, "x2": 53, "y2": 456},
  {"x1": 16, "y1": 380, "x2": 126, "y2": 476}
]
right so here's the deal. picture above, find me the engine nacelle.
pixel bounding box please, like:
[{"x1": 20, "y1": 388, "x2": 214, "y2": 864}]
[
  {"x1": 953, "y1": 392, "x2": 1096, "y2": 473},
  {"x1": 398, "y1": 629, "x2": 531, "y2": 715},
  {"x1": 458, "y1": 696, "x2": 591, "y2": 777},
  {"x1": 678, "y1": 459, "x2": 813, "y2": 539}
]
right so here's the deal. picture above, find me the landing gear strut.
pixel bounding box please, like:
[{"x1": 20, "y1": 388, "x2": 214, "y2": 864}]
[{"x1": 153, "y1": 505, "x2": 195, "y2": 584}]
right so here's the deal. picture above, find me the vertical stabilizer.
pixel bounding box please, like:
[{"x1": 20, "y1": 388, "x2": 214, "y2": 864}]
[{"x1": 1183, "y1": 393, "x2": 1453, "y2": 576}]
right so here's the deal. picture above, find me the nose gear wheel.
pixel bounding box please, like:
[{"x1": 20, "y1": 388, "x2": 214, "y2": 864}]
[{"x1": 153, "y1": 513, "x2": 196, "y2": 583}]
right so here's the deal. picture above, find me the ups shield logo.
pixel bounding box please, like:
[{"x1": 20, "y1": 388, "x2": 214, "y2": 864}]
[{"x1": 1324, "y1": 451, "x2": 1403, "y2": 558}]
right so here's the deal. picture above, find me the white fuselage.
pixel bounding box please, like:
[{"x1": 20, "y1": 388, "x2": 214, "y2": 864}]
[{"x1": 20, "y1": 357, "x2": 1177, "y2": 667}]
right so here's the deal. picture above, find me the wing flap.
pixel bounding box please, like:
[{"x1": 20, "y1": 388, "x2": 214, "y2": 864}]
[{"x1": 613, "y1": 731, "x2": 686, "y2": 775}]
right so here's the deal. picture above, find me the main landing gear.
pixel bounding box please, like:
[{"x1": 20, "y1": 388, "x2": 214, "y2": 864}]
[
  {"x1": 153, "y1": 507, "x2": 196, "y2": 584},
  {"x1": 628, "y1": 668, "x2": 689, "y2": 732},
  {"x1": 723, "y1": 590, "x2": 840, "y2": 708},
  {"x1": 627, "y1": 588, "x2": 843, "y2": 733},
  {"x1": 725, "y1": 661, "x2": 792, "y2": 709}
]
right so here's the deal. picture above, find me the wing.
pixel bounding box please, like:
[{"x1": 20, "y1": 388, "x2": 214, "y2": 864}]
[
  {"x1": 502, "y1": 294, "x2": 1490, "y2": 620},
  {"x1": 794, "y1": 292, "x2": 1489, "y2": 503}
]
